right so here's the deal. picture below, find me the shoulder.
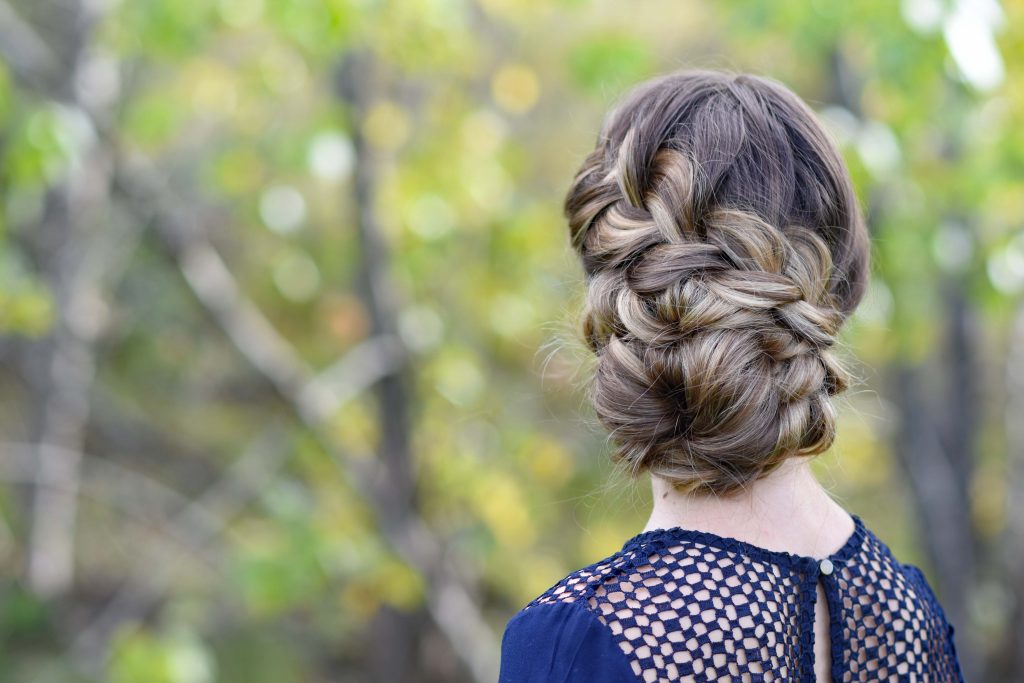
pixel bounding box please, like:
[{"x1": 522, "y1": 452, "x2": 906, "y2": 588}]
[
  {"x1": 499, "y1": 601, "x2": 640, "y2": 682},
  {"x1": 898, "y1": 562, "x2": 961, "y2": 640},
  {"x1": 498, "y1": 549, "x2": 642, "y2": 683},
  {"x1": 901, "y1": 561, "x2": 967, "y2": 679},
  {"x1": 522, "y1": 545, "x2": 638, "y2": 611},
  {"x1": 858, "y1": 525, "x2": 955, "y2": 627},
  {"x1": 853, "y1": 525, "x2": 966, "y2": 680},
  {"x1": 855, "y1": 524, "x2": 951, "y2": 624}
]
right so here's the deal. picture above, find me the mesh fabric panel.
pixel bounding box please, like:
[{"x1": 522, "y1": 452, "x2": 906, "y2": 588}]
[{"x1": 524, "y1": 515, "x2": 962, "y2": 682}]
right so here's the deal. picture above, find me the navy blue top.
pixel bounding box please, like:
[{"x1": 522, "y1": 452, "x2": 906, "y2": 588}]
[{"x1": 499, "y1": 514, "x2": 965, "y2": 682}]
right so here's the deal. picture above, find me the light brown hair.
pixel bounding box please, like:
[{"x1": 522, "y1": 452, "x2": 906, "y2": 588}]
[{"x1": 565, "y1": 69, "x2": 870, "y2": 496}]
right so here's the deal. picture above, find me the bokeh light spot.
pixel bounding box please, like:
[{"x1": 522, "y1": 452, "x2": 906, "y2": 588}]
[{"x1": 491, "y1": 63, "x2": 540, "y2": 114}]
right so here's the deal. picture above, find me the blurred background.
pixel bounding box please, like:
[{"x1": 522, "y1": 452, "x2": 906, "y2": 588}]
[{"x1": 0, "y1": 0, "x2": 1020, "y2": 681}]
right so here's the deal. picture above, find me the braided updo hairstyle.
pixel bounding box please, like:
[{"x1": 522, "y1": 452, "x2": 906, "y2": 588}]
[{"x1": 566, "y1": 69, "x2": 871, "y2": 496}]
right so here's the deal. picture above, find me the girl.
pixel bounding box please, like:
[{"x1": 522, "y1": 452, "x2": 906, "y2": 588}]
[{"x1": 499, "y1": 69, "x2": 964, "y2": 683}]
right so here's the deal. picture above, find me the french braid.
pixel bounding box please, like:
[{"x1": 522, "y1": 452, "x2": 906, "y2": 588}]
[{"x1": 565, "y1": 70, "x2": 870, "y2": 495}]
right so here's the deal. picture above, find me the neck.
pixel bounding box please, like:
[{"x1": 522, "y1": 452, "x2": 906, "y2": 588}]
[{"x1": 643, "y1": 457, "x2": 855, "y2": 559}]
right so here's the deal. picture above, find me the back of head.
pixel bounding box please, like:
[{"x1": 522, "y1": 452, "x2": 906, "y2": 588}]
[{"x1": 565, "y1": 69, "x2": 871, "y2": 496}]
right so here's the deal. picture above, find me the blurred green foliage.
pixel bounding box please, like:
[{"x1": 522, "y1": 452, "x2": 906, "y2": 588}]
[{"x1": 0, "y1": 0, "x2": 1021, "y2": 680}]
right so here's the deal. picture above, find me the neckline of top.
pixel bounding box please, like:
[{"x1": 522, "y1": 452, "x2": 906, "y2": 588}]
[{"x1": 620, "y1": 513, "x2": 867, "y2": 567}]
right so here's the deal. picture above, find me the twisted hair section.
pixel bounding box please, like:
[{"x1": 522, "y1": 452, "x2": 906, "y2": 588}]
[{"x1": 565, "y1": 70, "x2": 869, "y2": 495}]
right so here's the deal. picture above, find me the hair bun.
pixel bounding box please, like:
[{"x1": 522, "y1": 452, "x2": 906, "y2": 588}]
[{"x1": 566, "y1": 69, "x2": 870, "y2": 495}]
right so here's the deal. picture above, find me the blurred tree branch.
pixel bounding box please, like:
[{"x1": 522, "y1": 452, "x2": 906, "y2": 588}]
[
  {"x1": 112, "y1": 151, "x2": 499, "y2": 682},
  {"x1": 0, "y1": 0, "x2": 62, "y2": 93},
  {"x1": 68, "y1": 424, "x2": 292, "y2": 670},
  {"x1": 993, "y1": 301, "x2": 1024, "y2": 679},
  {"x1": 1, "y1": 441, "x2": 233, "y2": 569},
  {"x1": 0, "y1": 3, "x2": 499, "y2": 680},
  {"x1": 334, "y1": 47, "x2": 426, "y2": 683},
  {"x1": 0, "y1": 0, "x2": 131, "y2": 600}
]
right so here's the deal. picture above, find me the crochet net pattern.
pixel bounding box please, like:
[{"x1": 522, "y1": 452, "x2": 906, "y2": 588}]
[{"x1": 524, "y1": 515, "x2": 961, "y2": 682}]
